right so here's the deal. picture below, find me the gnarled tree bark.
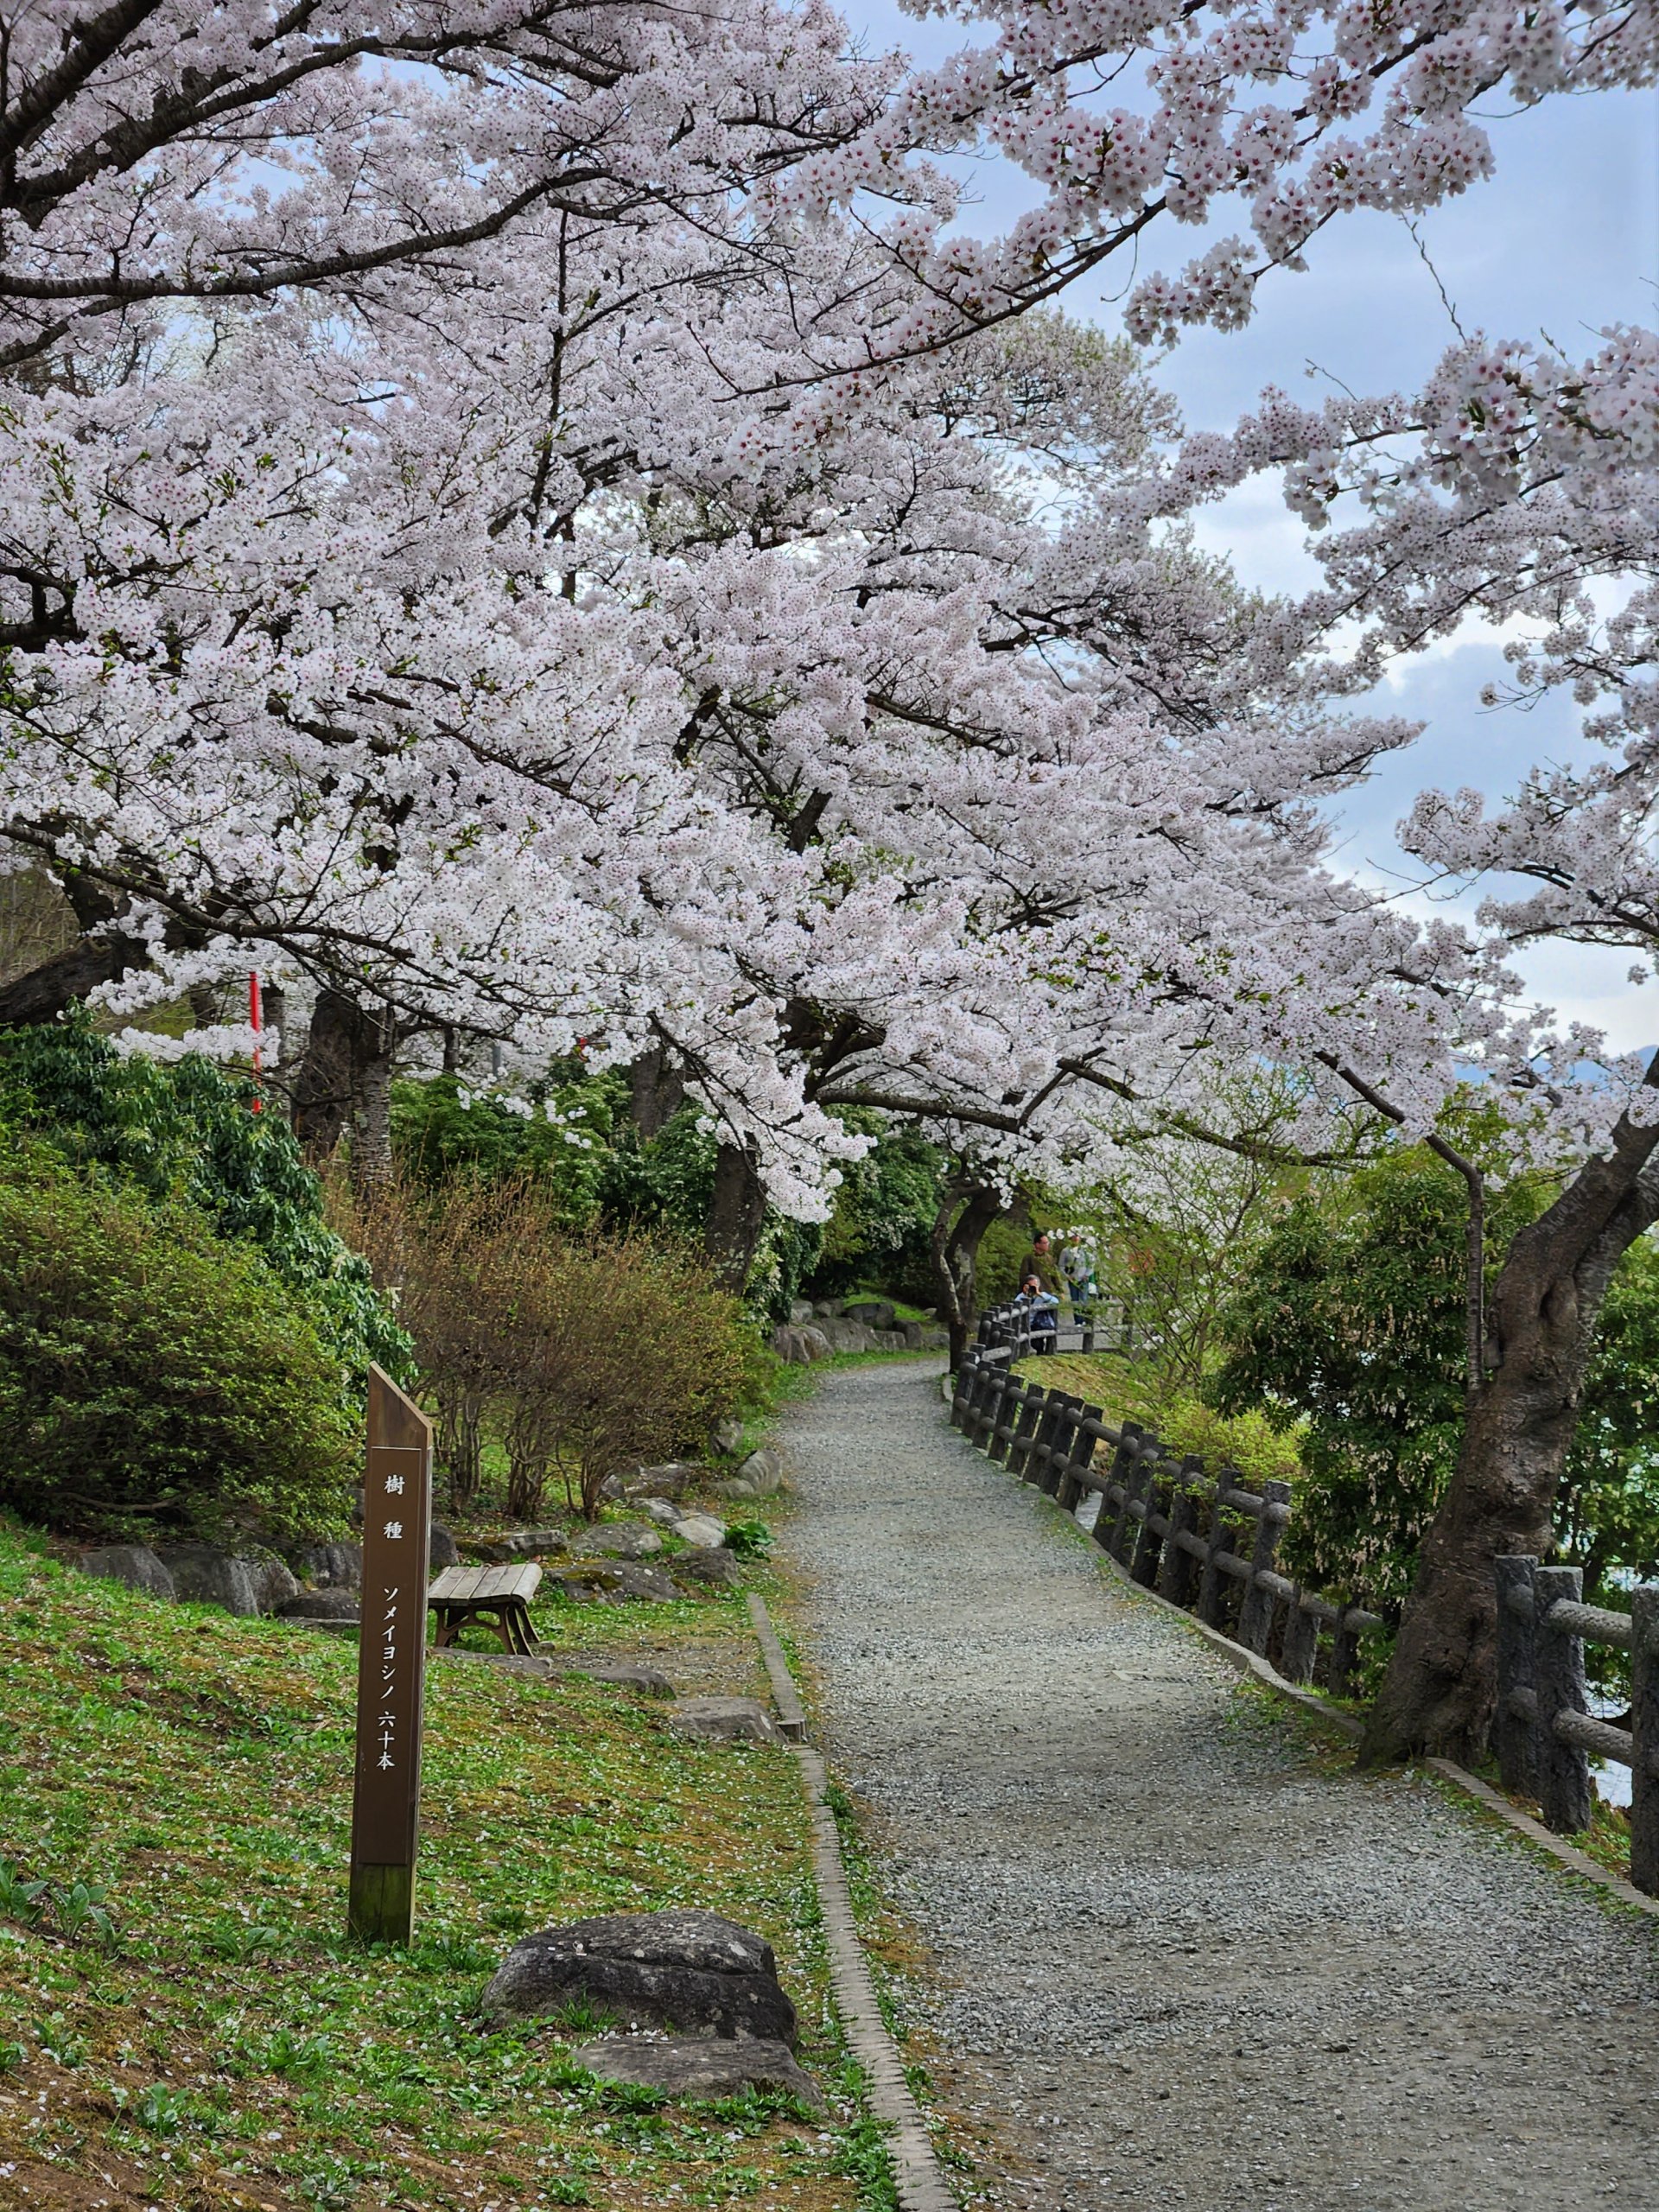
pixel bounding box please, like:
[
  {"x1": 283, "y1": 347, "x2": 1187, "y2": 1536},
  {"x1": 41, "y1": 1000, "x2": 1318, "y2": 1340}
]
[
  {"x1": 931, "y1": 1178, "x2": 1006, "y2": 1371},
  {"x1": 704, "y1": 1140, "x2": 766, "y2": 1294},
  {"x1": 1361, "y1": 1090, "x2": 1659, "y2": 1766},
  {"x1": 292, "y1": 988, "x2": 397, "y2": 1196}
]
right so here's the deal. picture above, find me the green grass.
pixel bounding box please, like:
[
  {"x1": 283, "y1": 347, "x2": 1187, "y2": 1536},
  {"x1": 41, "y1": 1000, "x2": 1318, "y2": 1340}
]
[{"x1": 0, "y1": 1518, "x2": 887, "y2": 2212}]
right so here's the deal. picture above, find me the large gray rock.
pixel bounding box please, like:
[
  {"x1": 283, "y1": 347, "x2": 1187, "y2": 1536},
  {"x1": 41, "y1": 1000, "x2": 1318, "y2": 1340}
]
[
  {"x1": 429, "y1": 1522, "x2": 461, "y2": 1570},
  {"x1": 769, "y1": 1324, "x2": 831, "y2": 1365},
  {"x1": 735, "y1": 1446, "x2": 785, "y2": 1497},
  {"x1": 575, "y1": 1521, "x2": 664, "y2": 1560},
  {"x1": 812, "y1": 1317, "x2": 879, "y2": 1353},
  {"x1": 155, "y1": 1544, "x2": 261, "y2": 1617},
  {"x1": 841, "y1": 1297, "x2": 897, "y2": 1332},
  {"x1": 669, "y1": 1696, "x2": 782, "y2": 1745},
  {"x1": 481, "y1": 1910, "x2": 797, "y2": 2044},
  {"x1": 556, "y1": 1656, "x2": 677, "y2": 1698},
  {"x1": 622, "y1": 1462, "x2": 701, "y2": 1500},
  {"x1": 638, "y1": 1497, "x2": 683, "y2": 1528},
  {"x1": 284, "y1": 1541, "x2": 363, "y2": 1591},
  {"x1": 671, "y1": 1511, "x2": 727, "y2": 1550},
  {"x1": 278, "y1": 1588, "x2": 360, "y2": 1622},
  {"x1": 709, "y1": 1418, "x2": 746, "y2": 1459},
  {"x1": 573, "y1": 2036, "x2": 823, "y2": 2111},
  {"x1": 546, "y1": 1560, "x2": 680, "y2": 1605},
  {"x1": 76, "y1": 1545, "x2": 175, "y2": 1601},
  {"x1": 674, "y1": 1546, "x2": 741, "y2": 1591},
  {"x1": 787, "y1": 1299, "x2": 816, "y2": 1326},
  {"x1": 249, "y1": 1555, "x2": 301, "y2": 1614}
]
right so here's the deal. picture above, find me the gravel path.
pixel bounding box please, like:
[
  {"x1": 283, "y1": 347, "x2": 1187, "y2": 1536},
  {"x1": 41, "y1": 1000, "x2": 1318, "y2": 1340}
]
[{"x1": 779, "y1": 1358, "x2": 1659, "y2": 2212}]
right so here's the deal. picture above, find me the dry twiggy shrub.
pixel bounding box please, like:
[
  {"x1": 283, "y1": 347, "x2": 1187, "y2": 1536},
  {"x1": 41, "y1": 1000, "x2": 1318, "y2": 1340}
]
[{"x1": 342, "y1": 1173, "x2": 747, "y2": 1517}]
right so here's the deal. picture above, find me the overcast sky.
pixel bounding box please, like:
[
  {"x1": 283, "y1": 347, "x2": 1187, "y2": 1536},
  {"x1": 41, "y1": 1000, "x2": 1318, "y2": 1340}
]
[{"x1": 850, "y1": 10, "x2": 1659, "y2": 1051}]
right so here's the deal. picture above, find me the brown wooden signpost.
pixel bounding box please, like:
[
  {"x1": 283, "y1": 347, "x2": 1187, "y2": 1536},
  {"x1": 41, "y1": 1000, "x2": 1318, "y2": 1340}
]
[{"x1": 348, "y1": 1364, "x2": 434, "y2": 1945}]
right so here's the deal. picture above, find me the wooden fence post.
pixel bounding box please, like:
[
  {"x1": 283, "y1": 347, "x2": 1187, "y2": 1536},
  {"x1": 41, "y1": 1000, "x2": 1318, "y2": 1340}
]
[
  {"x1": 1105, "y1": 1423, "x2": 1143, "y2": 1560},
  {"x1": 950, "y1": 1352, "x2": 976, "y2": 1432},
  {"x1": 1027, "y1": 1392, "x2": 1069, "y2": 1491},
  {"x1": 1493, "y1": 1554, "x2": 1538, "y2": 1799},
  {"x1": 1130, "y1": 1446, "x2": 1168, "y2": 1586},
  {"x1": 1534, "y1": 1563, "x2": 1592, "y2": 1836},
  {"x1": 984, "y1": 1373, "x2": 1019, "y2": 1464},
  {"x1": 1196, "y1": 1477, "x2": 1236, "y2": 1628},
  {"x1": 1328, "y1": 1611, "x2": 1363, "y2": 1696},
  {"x1": 1158, "y1": 1454, "x2": 1204, "y2": 1608},
  {"x1": 1056, "y1": 1404, "x2": 1102, "y2": 1514},
  {"x1": 1236, "y1": 1479, "x2": 1289, "y2": 1655},
  {"x1": 1280, "y1": 1595, "x2": 1319, "y2": 1685},
  {"x1": 971, "y1": 1361, "x2": 1004, "y2": 1452},
  {"x1": 1007, "y1": 1387, "x2": 1045, "y2": 1478},
  {"x1": 1631, "y1": 1586, "x2": 1659, "y2": 1896}
]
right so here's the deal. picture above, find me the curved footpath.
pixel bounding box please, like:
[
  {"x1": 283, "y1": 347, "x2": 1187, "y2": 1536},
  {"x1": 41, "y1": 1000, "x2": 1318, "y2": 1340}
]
[{"x1": 778, "y1": 1358, "x2": 1659, "y2": 2212}]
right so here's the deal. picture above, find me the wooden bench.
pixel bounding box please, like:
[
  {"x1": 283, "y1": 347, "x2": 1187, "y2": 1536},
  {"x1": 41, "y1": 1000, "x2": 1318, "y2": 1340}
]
[{"x1": 427, "y1": 1564, "x2": 543, "y2": 1656}]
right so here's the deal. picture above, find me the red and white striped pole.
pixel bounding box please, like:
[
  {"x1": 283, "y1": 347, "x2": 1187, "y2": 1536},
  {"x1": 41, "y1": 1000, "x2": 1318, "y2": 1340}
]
[{"x1": 248, "y1": 971, "x2": 264, "y2": 1114}]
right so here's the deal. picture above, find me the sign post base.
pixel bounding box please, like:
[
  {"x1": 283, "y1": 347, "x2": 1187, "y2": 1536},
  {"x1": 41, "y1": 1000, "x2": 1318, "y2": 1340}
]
[{"x1": 349, "y1": 1862, "x2": 416, "y2": 1946}]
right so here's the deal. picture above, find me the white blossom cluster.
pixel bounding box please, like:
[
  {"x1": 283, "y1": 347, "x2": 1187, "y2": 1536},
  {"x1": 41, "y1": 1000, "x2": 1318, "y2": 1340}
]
[{"x1": 0, "y1": 0, "x2": 1650, "y2": 1211}]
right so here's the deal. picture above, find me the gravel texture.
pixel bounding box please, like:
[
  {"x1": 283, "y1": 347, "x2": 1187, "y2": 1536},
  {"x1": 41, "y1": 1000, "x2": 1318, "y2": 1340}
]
[{"x1": 780, "y1": 1358, "x2": 1659, "y2": 2212}]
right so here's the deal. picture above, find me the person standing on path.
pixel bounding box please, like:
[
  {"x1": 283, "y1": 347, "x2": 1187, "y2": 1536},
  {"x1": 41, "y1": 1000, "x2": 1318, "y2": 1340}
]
[{"x1": 1017, "y1": 1230, "x2": 1062, "y2": 1300}]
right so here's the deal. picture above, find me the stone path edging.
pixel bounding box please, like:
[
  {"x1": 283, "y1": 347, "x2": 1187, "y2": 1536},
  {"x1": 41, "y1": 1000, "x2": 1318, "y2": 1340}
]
[{"x1": 747, "y1": 1594, "x2": 957, "y2": 2212}]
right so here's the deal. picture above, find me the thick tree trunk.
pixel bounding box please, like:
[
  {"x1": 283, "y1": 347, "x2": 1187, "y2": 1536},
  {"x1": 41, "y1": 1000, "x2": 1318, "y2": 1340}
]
[
  {"x1": 1361, "y1": 1117, "x2": 1659, "y2": 1766},
  {"x1": 629, "y1": 1044, "x2": 685, "y2": 1140},
  {"x1": 931, "y1": 1180, "x2": 1004, "y2": 1371},
  {"x1": 292, "y1": 987, "x2": 397, "y2": 1192},
  {"x1": 0, "y1": 935, "x2": 139, "y2": 1026},
  {"x1": 704, "y1": 1141, "x2": 766, "y2": 1293}
]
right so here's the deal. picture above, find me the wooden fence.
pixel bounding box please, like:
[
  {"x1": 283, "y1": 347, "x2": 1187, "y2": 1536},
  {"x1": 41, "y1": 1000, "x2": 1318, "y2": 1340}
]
[
  {"x1": 1495, "y1": 1556, "x2": 1658, "y2": 1891},
  {"x1": 951, "y1": 1307, "x2": 1381, "y2": 1696}
]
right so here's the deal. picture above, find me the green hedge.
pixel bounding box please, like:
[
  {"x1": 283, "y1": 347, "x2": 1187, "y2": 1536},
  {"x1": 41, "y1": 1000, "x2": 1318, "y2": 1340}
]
[{"x1": 0, "y1": 1153, "x2": 358, "y2": 1544}]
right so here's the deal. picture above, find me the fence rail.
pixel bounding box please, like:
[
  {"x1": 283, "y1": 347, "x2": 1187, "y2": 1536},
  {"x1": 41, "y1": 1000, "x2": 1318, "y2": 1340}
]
[
  {"x1": 1495, "y1": 1555, "x2": 1658, "y2": 1891},
  {"x1": 951, "y1": 1308, "x2": 1381, "y2": 1697}
]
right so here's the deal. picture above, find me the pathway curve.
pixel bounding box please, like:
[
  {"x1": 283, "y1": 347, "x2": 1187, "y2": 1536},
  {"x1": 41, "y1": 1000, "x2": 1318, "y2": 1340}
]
[{"x1": 779, "y1": 1358, "x2": 1659, "y2": 2212}]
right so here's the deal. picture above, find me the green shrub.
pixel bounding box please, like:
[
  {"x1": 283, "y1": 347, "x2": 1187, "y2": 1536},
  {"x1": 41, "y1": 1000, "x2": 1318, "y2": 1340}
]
[
  {"x1": 0, "y1": 1018, "x2": 409, "y2": 1388},
  {"x1": 1141, "y1": 1393, "x2": 1302, "y2": 1489},
  {"x1": 0, "y1": 1154, "x2": 357, "y2": 1543}
]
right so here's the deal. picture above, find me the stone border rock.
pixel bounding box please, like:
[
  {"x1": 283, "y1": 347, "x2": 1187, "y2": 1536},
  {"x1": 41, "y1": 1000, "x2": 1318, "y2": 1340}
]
[{"x1": 746, "y1": 1595, "x2": 956, "y2": 2212}]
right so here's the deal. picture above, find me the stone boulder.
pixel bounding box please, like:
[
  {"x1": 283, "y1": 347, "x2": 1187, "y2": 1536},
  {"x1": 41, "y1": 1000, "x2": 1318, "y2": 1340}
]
[
  {"x1": 735, "y1": 1446, "x2": 785, "y2": 1497},
  {"x1": 811, "y1": 1317, "x2": 878, "y2": 1354},
  {"x1": 622, "y1": 1461, "x2": 701, "y2": 1500},
  {"x1": 545, "y1": 1560, "x2": 680, "y2": 1605},
  {"x1": 75, "y1": 1545, "x2": 175, "y2": 1601},
  {"x1": 708, "y1": 1418, "x2": 746, "y2": 1459},
  {"x1": 429, "y1": 1522, "x2": 461, "y2": 1571},
  {"x1": 637, "y1": 1497, "x2": 683, "y2": 1528},
  {"x1": 668, "y1": 1696, "x2": 781, "y2": 1745},
  {"x1": 674, "y1": 1546, "x2": 741, "y2": 1592},
  {"x1": 769, "y1": 1324, "x2": 831, "y2": 1365},
  {"x1": 154, "y1": 1543, "x2": 262, "y2": 1617},
  {"x1": 278, "y1": 1588, "x2": 360, "y2": 1622},
  {"x1": 671, "y1": 1511, "x2": 727, "y2": 1550},
  {"x1": 841, "y1": 1297, "x2": 897, "y2": 1332},
  {"x1": 787, "y1": 1299, "x2": 816, "y2": 1326},
  {"x1": 481, "y1": 1910, "x2": 797, "y2": 2044},
  {"x1": 573, "y1": 2036, "x2": 823, "y2": 2112},
  {"x1": 283, "y1": 1540, "x2": 363, "y2": 1591},
  {"x1": 249, "y1": 1555, "x2": 301, "y2": 1614},
  {"x1": 575, "y1": 1521, "x2": 664, "y2": 1560},
  {"x1": 556, "y1": 1656, "x2": 677, "y2": 1698}
]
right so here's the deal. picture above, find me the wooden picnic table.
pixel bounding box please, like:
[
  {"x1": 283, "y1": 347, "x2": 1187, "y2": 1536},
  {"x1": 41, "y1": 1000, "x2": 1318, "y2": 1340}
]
[{"x1": 427, "y1": 1563, "x2": 543, "y2": 1656}]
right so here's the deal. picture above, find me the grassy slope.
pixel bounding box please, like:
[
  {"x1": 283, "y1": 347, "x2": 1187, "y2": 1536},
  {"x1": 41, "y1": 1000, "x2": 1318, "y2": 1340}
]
[{"x1": 0, "y1": 1523, "x2": 887, "y2": 2212}]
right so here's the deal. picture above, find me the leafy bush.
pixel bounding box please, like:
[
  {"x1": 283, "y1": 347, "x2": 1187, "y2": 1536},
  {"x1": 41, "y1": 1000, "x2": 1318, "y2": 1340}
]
[
  {"x1": 0, "y1": 1019, "x2": 409, "y2": 1387},
  {"x1": 1207, "y1": 1145, "x2": 1659, "y2": 1613},
  {"x1": 1140, "y1": 1393, "x2": 1302, "y2": 1490},
  {"x1": 804, "y1": 1120, "x2": 944, "y2": 1306},
  {"x1": 0, "y1": 1154, "x2": 358, "y2": 1542},
  {"x1": 391, "y1": 1069, "x2": 618, "y2": 1224}
]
